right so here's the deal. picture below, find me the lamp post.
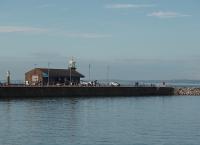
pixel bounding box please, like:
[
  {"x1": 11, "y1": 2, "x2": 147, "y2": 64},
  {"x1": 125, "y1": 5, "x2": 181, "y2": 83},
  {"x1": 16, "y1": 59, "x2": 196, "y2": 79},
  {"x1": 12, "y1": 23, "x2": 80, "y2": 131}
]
[
  {"x1": 69, "y1": 66, "x2": 71, "y2": 85},
  {"x1": 6, "y1": 71, "x2": 10, "y2": 86},
  {"x1": 106, "y1": 65, "x2": 110, "y2": 84},
  {"x1": 47, "y1": 62, "x2": 50, "y2": 86},
  {"x1": 89, "y1": 64, "x2": 91, "y2": 81}
]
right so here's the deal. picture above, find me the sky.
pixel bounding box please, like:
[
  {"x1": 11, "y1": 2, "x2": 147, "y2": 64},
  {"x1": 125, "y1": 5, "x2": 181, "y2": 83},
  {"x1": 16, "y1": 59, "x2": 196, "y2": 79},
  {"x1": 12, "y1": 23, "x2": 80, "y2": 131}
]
[{"x1": 0, "y1": 0, "x2": 200, "y2": 81}]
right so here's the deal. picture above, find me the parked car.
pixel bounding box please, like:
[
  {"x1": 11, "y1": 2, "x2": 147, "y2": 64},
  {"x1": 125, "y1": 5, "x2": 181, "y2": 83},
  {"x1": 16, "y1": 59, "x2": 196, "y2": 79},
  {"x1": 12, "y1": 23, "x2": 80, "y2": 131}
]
[
  {"x1": 56, "y1": 83, "x2": 62, "y2": 86},
  {"x1": 80, "y1": 81, "x2": 90, "y2": 86},
  {"x1": 109, "y1": 82, "x2": 120, "y2": 87}
]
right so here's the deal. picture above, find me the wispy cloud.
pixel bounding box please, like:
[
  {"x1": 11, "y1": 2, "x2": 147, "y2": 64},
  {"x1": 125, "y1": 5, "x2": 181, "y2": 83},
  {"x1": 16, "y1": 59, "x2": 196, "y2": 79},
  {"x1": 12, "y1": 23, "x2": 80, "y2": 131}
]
[
  {"x1": 105, "y1": 4, "x2": 154, "y2": 9},
  {"x1": 0, "y1": 26, "x2": 48, "y2": 33},
  {"x1": 0, "y1": 26, "x2": 112, "y2": 39},
  {"x1": 64, "y1": 32, "x2": 112, "y2": 38},
  {"x1": 37, "y1": 4, "x2": 55, "y2": 9},
  {"x1": 147, "y1": 11, "x2": 191, "y2": 18}
]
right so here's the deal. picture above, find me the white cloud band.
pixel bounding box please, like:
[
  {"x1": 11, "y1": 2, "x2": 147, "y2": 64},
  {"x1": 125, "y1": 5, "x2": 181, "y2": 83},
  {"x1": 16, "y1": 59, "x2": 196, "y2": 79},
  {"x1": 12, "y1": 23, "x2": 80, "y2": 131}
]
[
  {"x1": 0, "y1": 26, "x2": 47, "y2": 33},
  {"x1": 148, "y1": 11, "x2": 191, "y2": 18},
  {"x1": 64, "y1": 32, "x2": 112, "y2": 38},
  {"x1": 0, "y1": 26, "x2": 112, "y2": 39},
  {"x1": 105, "y1": 4, "x2": 154, "y2": 9}
]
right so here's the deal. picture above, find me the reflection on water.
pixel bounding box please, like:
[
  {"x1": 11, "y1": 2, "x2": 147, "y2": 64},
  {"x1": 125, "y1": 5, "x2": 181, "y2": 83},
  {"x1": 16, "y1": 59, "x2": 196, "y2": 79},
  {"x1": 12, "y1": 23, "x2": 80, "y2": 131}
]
[{"x1": 0, "y1": 96, "x2": 200, "y2": 145}]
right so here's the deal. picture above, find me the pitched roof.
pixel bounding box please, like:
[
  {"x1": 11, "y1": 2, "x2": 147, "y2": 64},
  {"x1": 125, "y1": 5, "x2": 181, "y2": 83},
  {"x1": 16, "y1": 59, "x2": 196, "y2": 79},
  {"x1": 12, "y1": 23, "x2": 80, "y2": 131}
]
[{"x1": 36, "y1": 68, "x2": 84, "y2": 78}]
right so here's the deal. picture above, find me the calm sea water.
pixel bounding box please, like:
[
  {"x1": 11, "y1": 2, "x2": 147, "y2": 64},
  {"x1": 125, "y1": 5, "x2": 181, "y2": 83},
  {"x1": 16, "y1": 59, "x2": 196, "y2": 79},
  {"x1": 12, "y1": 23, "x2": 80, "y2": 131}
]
[{"x1": 0, "y1": 96, "x2": 200, "y2": 145}]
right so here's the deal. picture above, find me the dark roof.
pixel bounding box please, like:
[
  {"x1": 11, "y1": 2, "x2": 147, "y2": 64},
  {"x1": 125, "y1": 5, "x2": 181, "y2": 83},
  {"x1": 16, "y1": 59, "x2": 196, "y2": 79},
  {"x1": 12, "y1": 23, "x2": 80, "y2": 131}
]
[{"x1": 36, "y1": 68, "x2": 84, "y2": 78}]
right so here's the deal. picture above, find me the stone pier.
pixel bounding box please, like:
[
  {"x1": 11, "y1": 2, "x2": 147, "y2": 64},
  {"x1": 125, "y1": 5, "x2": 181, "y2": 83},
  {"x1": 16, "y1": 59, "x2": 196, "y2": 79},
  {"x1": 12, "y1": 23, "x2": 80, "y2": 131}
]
[{"x1": 0, "y1": 86, "x2": 174, "y2": 98}]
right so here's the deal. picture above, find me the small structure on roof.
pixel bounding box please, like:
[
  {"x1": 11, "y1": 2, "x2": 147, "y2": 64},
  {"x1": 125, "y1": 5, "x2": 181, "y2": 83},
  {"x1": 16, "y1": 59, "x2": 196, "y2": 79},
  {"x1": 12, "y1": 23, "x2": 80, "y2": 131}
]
[{"x1": 25, "y1": 59, "x2": 84, "y2": 86}]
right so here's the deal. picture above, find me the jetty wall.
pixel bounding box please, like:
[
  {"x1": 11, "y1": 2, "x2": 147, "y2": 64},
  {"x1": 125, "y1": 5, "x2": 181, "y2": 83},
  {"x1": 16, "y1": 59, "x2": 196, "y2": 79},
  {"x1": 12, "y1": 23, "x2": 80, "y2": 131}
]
[{"x1": 0, "y1": 86, "x2": 174, "y2": 98}]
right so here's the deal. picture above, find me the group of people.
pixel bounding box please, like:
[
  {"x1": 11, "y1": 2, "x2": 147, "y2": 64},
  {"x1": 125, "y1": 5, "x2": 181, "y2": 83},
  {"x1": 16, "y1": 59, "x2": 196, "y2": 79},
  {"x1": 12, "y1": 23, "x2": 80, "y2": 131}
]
[
  {"x1": 80, "y1": 80, "x2": 100, "y2": 87},
  {"x1": 134, "y1": 81, "x2": 166, "y2": 87}
]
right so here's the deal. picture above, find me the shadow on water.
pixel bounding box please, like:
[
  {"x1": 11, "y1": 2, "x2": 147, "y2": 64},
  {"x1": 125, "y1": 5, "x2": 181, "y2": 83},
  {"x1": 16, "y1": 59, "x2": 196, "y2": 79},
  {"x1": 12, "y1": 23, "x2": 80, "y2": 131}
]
[{"x1": 0, "y1": 95, "x2": 175, "y2": 102}]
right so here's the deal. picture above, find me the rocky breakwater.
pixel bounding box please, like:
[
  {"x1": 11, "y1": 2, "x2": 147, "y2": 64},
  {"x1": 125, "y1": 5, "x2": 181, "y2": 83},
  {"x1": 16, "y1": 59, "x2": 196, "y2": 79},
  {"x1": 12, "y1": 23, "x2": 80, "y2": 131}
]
[{"x1": 175, "y1": 87, "x2": 200, "y2": 96}]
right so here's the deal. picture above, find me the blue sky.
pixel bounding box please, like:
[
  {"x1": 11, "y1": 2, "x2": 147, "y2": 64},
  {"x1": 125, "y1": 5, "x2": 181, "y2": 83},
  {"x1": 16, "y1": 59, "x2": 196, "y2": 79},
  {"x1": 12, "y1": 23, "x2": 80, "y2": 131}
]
[{"x1": 0, "y1": 0, "x2": 200, "y2": 80}]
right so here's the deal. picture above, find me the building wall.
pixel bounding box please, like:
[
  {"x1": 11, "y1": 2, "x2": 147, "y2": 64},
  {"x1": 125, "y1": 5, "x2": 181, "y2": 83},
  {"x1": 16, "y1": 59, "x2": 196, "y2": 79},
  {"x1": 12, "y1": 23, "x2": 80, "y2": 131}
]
[
  {"x1": 25, "y1": 68, "x2": 82, "y2": 86},
  {"x1": 25, "y1": 69, "x2": 43, "y2": 85},
  {"x1": 42, "y1": 76, "x2": 81, "y2": 85}
]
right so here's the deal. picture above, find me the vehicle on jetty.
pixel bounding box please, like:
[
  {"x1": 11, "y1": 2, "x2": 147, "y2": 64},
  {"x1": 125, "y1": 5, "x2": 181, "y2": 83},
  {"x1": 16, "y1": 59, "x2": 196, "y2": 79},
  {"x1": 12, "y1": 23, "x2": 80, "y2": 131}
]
[
  {"x1": 80, "y1": 80, "x2": 100, "y2": 87},
  {"x1": 109, "y1": 82, "x2": 120, "y2": 87}
]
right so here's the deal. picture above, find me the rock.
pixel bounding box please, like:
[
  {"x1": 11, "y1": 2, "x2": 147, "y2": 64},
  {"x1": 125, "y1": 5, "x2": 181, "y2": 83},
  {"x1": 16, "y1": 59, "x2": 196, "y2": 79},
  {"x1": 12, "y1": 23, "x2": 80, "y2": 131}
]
[{"x1": 176, "y1": 87, "x2": 200, "y2": 96}]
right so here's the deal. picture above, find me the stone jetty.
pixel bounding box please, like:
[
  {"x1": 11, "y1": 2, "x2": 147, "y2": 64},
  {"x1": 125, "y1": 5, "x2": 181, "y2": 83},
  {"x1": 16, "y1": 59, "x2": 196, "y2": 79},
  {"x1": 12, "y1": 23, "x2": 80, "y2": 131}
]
[
  {"x1": 175, "y1": 88, "x2": 200, "y2": 96},
  {"x1": 0, "y1": 86, "x2": 174, "y2": 98}
]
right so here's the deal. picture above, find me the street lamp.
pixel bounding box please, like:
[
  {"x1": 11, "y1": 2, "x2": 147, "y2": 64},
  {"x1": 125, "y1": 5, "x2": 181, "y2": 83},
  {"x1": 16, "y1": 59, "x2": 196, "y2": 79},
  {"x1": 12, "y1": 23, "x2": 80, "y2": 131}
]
[
  {"x1": 106, "y1": 65, "x2": 110, "y2": 84},
  {"x1": 89, "y1": 64, "x2": 91, "y2": 81},
  {"x1": 69, "y1": 66, "x2": 71, "y2": 85},
  {"x1": 47, "y1": 62, "x2": 50, "y2": 86}
]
